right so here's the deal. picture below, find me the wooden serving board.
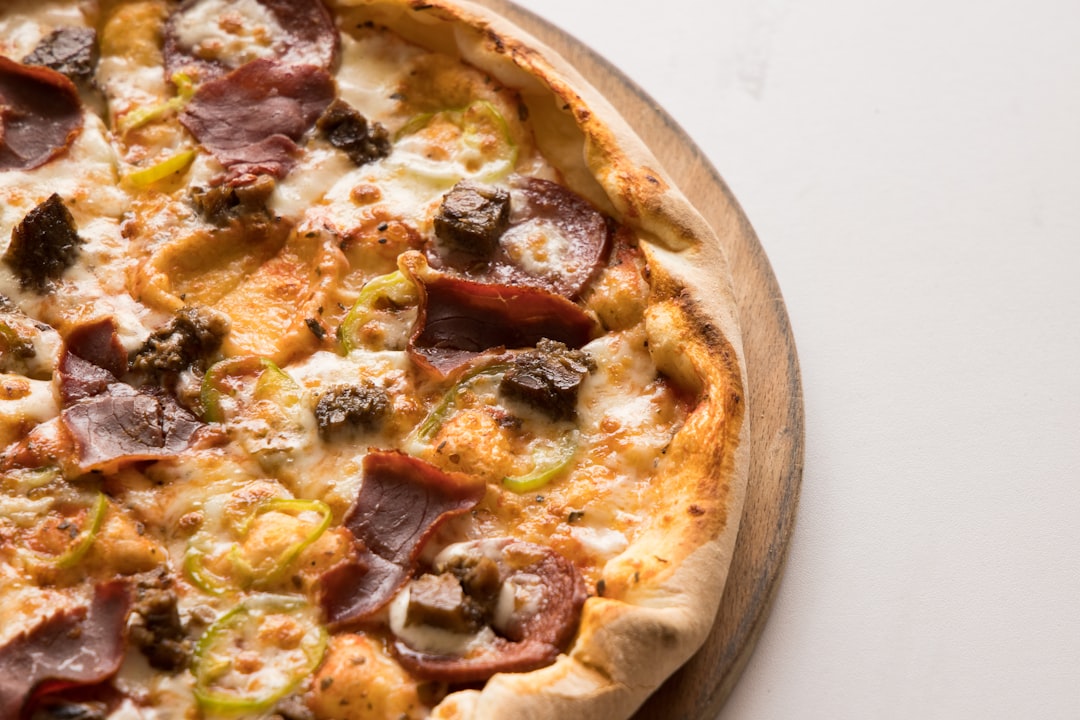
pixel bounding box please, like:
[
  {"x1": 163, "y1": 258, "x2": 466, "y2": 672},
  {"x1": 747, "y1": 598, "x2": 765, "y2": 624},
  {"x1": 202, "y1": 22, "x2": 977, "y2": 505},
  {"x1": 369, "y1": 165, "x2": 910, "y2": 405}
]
[{"x1": 469, "y1": 3, "x2": 807, "y2": 718}]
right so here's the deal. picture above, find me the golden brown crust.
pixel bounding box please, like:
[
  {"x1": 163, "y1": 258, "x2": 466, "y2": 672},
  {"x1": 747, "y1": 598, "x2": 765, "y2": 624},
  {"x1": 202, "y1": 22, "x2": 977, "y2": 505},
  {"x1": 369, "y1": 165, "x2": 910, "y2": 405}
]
[{"x1": 327, "y1": 1, "x2": 750, "y2": 717}]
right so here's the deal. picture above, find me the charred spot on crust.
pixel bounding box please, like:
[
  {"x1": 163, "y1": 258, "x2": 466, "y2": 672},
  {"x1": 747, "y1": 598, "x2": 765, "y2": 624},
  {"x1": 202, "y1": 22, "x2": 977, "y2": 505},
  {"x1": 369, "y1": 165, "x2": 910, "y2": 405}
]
[
  {"x1": 129, "y1": 573, "x2": 191, "y2": 673},
  {"x1": 316, "y1": 99, "x2": 391, "y2": 166},
  {"x1": 22, "y1": 27, "x2": 99, "y2": 84},
  {"x1": 500, "y1": 339, "x2": 595, "y2": 421},
  {"x1": 3, "y1": 194, "x2": 84, "y2": 292},
  {"x1": 131, "y1": 306, "x2": 229, "y2": 377},
  {"x1": 315, "y1": 383, "x2": 391, "y2": 440},
  {"x1": 433, "y1": 181, "x2": 510, "y2": 257},
  {"x1": 190, "y1": 175, "x2": 276, "y2": 225}
]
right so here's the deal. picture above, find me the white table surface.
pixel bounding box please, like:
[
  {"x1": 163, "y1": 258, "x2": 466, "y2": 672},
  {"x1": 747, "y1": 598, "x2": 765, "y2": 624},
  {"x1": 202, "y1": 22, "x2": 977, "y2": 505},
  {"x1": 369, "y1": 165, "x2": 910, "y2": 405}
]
[{"x1": 526, "y1": 1, "x2": 1080, "y2": 717}]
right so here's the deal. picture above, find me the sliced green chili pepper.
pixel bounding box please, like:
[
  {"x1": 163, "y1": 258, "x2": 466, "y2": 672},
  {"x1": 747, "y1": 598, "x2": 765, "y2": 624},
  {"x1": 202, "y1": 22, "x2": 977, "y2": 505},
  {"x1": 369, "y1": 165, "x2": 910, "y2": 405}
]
[
  {"x1": 183, "y1": 549, "x2": 230, "y2": 597},
  {"x1": 394, "y1": 100, "x2": 518, "y2": 183},
  {"x1": 337, "y1": 270, "x2": 417, "y2": 354},
  {"x1": 228, "y1": 498, "x2": 332, "y2": 588},
  {"x1": 124, "y1": 149, "x2": 196, "y2": 187},
  {"x1": 412, "y1": 363, "x2": 580, "y2": 492},
  {"x1": 200, "y1": 356, "x2": 277, "y2": 423},
  {"x1": 184, "y1": 497, "x2": 332, "y2": 595},
  {"x1": 20, "y1": 491, "x2": 108, "y2": 570},
  {"x1": 119, "y1": 71, "x2": 196, "y2": 133},
  {"x1": 193, "y1": 595, "x2": 327, "y2": 713},
  {"x1": 412, "y1": 363, "x2": 509, "y2": 443},
  {"x1": 502, "y1": 431, "x2": 579, "y2": 493}
]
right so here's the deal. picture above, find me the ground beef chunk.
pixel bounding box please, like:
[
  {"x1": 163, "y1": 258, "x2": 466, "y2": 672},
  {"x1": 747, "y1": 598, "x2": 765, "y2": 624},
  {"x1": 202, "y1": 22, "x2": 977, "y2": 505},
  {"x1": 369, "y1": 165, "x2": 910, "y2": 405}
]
[
  {"x1": 22, "y1": 27, "x2": 98, "y2": 84},
  {"x1": 129, "y1": 573, "x2": 190, "y2": 673},
  {"x1": 131, "y1": 306, "x2": 229, "y2": 377},
  {"x1": 3, "y1": 194, "x2": 83, "y2": 292},
  {"x1": 316, "y1": 99, "x2": 390, "y2": 166},
  {"x1": 190, "y1": 175, "x2": 276, "y2": 225},
  {"x1": 500, "y1": 339, "x2": 595, "y2": 421},
  {"x1": 406, "y1": 572, "x2": 486, "y2": 634},
  {"x1": 433, "y1": 181, "x2": 510, "y2": 257},
  {"x1": 314, "y1": 383, "x2": 390, "y2": 440}
]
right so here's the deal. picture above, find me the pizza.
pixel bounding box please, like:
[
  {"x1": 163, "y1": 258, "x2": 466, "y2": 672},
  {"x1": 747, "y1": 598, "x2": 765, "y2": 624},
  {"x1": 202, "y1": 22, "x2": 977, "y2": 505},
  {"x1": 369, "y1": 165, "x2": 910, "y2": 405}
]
[{"x1": 0, "y1": 1, "x2": 748, "y2": 719}]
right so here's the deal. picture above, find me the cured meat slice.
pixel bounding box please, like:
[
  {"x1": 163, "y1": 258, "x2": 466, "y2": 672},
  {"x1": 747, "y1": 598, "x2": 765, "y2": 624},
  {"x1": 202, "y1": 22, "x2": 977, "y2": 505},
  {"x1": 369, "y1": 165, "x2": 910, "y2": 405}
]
[
  {"x1": 179, "y1": 59, "x2": 334, "y2": 181},
  {"x1": 402, "y1": 252, "x2": 597, "y2": 376},
  {"x1": 163, "y1": 0, "x2": 339, "y2": 80},
  {"x1": 391, "y1": 540, "x2": 588, "y2": 683},
  {"x1": 0, "y1": 58, "x2": 83, "y2": 171},
  {"x1": 56, "y1": 319, "x2": 209, "y2": 471},
  {"x1": 62, "y1": 385, "x2": 207, "y2": 472},
  {"x1": 0, "y1": 581, "x2": 131, "y2": 719},
  {"x1": 320, "y1": 451, "x2": 486, "y2": 627},
  {"x1": 430, "y1": 178, "x2": 613, "y2": 299}
]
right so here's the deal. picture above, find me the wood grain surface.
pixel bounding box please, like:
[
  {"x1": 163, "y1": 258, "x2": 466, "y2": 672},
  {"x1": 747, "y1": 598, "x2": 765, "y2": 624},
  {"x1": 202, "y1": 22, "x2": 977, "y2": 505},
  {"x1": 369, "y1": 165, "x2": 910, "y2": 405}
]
[{"x1": 467, "y1": 2, "x2": 807, "y2": 717}]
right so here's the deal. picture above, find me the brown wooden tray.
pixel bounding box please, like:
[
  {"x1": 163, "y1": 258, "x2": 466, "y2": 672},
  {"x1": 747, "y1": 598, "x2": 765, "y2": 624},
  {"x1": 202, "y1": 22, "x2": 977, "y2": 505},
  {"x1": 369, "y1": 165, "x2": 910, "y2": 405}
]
[{"x1": 468, "y1": 3, "x2": 806, "y2": 718}]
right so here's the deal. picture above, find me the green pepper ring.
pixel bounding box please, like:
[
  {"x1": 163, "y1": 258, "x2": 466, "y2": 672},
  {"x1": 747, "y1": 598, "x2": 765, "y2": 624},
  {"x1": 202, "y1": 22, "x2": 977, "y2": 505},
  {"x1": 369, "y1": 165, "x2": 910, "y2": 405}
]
[
  {"x1": 412, "y1": 363, "x2": 579, "y2": 492},
  {"x1": 193, "y1": 594, "x2": 328, "y2": 713},
  {"x1": 183, "y1": 497, "x2": 332, "y2": 595}
]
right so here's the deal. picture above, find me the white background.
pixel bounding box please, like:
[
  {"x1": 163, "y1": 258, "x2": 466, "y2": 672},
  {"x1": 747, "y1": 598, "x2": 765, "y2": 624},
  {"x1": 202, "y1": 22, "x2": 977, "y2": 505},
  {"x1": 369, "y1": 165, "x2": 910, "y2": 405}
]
[{"x1": 526, "y1": 1, "x2": 1080, "y2": 717}]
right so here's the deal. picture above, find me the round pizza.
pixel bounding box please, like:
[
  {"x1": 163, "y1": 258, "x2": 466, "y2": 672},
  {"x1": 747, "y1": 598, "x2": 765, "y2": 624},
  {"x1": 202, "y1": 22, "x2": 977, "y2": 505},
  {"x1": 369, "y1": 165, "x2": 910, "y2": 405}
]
[{"x1": 0, "y1": 1, "x2": 749, "y2": 719}]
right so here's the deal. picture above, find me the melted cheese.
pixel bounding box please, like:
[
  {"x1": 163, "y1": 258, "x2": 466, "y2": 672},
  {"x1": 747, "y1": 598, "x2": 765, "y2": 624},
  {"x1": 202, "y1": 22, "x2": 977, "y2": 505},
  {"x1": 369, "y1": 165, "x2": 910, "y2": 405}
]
[
  {"x1": 0, "y1": 0, "x2": 86, "y2": 59},
  {"x1": 170, "y1": 0, "x2": 284, "y2": 68}
]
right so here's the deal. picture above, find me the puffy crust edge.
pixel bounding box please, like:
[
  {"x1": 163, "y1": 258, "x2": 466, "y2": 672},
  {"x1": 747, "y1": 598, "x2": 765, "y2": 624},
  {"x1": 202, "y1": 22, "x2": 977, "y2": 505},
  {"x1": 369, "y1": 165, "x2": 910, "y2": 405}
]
[{"x1": 330, "y1": 1, "x2": 751, "y2": 717}]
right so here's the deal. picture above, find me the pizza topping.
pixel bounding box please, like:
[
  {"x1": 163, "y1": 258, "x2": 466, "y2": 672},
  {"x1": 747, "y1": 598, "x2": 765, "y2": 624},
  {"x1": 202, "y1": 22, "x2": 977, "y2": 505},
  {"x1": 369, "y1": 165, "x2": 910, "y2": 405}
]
[
  {"x1": 0, "y1": 58, "x2": 83, "y2": 171},
  {"x1": 164, "y1": 0, "x2": 339, "y2": 81},
  {"x1": 337, "y1": 270, "x2": 419, "y2": 354},
  {"x1": 190, "y1": 174, "x2": 276, "y2": 224},
  {"x1": 130, "y1": 570, "x2": 192, "y2": 673},
  {"x1": 390, "y1": 539, "x2": 587, "y2": 682},
  {"x1": 179, "y1": 58, "x2": 335, "y2": 182},
  {"x1": 62, "y1": 385, "x2": 208, "y2": 472},
  {"x1": 4, "y1": 194, "x2": 84, "y2": 292},
  {"x1": 192, "y1": 595, "x2": 326, "y2": 713},
  {"x1": 131, "y1": 306, "x2": 229, "y2": 378},
  {"x1": 62, "y1": 318, "x2": 128, "y2": 382},
  {"x1": 0, "y1": 580, "x2": 131, "y2": 720},
  {"x1": 495, "y1": 178, "x2": 613, "y2": 297},
  {"x1": 314, "y1": 383, "x2": 391, "y2": 441},
  {"x1": 185, "y1": 496, "x2": 333, "y2": 595},
  {"x1": 316, "y1": 98, "x2": 391, "y2": 167},
  {"x1": 393, "y1": 100, "x2": 518, "y2": 186},
  {"x1": 56, "y1": 318, "x2": 127, "y2": 406},
  {"x1": 500, "y1": 339, "x2": 595, "y2": 421},
  {"x1": 433, "y1": 181, "x2": 511, "y2": 258},
  {"x1": 308, "y1": 633, "x2": 432, "y2": 720},
  {"x1": 402, "y1": 252, "x2": 597, "y2": 376},
  {"x1": 16, "y1": 490, "x2": 108, "y2": 572},
  {"x1": 22, "y1": 27, "x2": 99, "y2": 84},
  {"x1": 320, "y1": 451, "x2": 486, "y2": 627}
]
